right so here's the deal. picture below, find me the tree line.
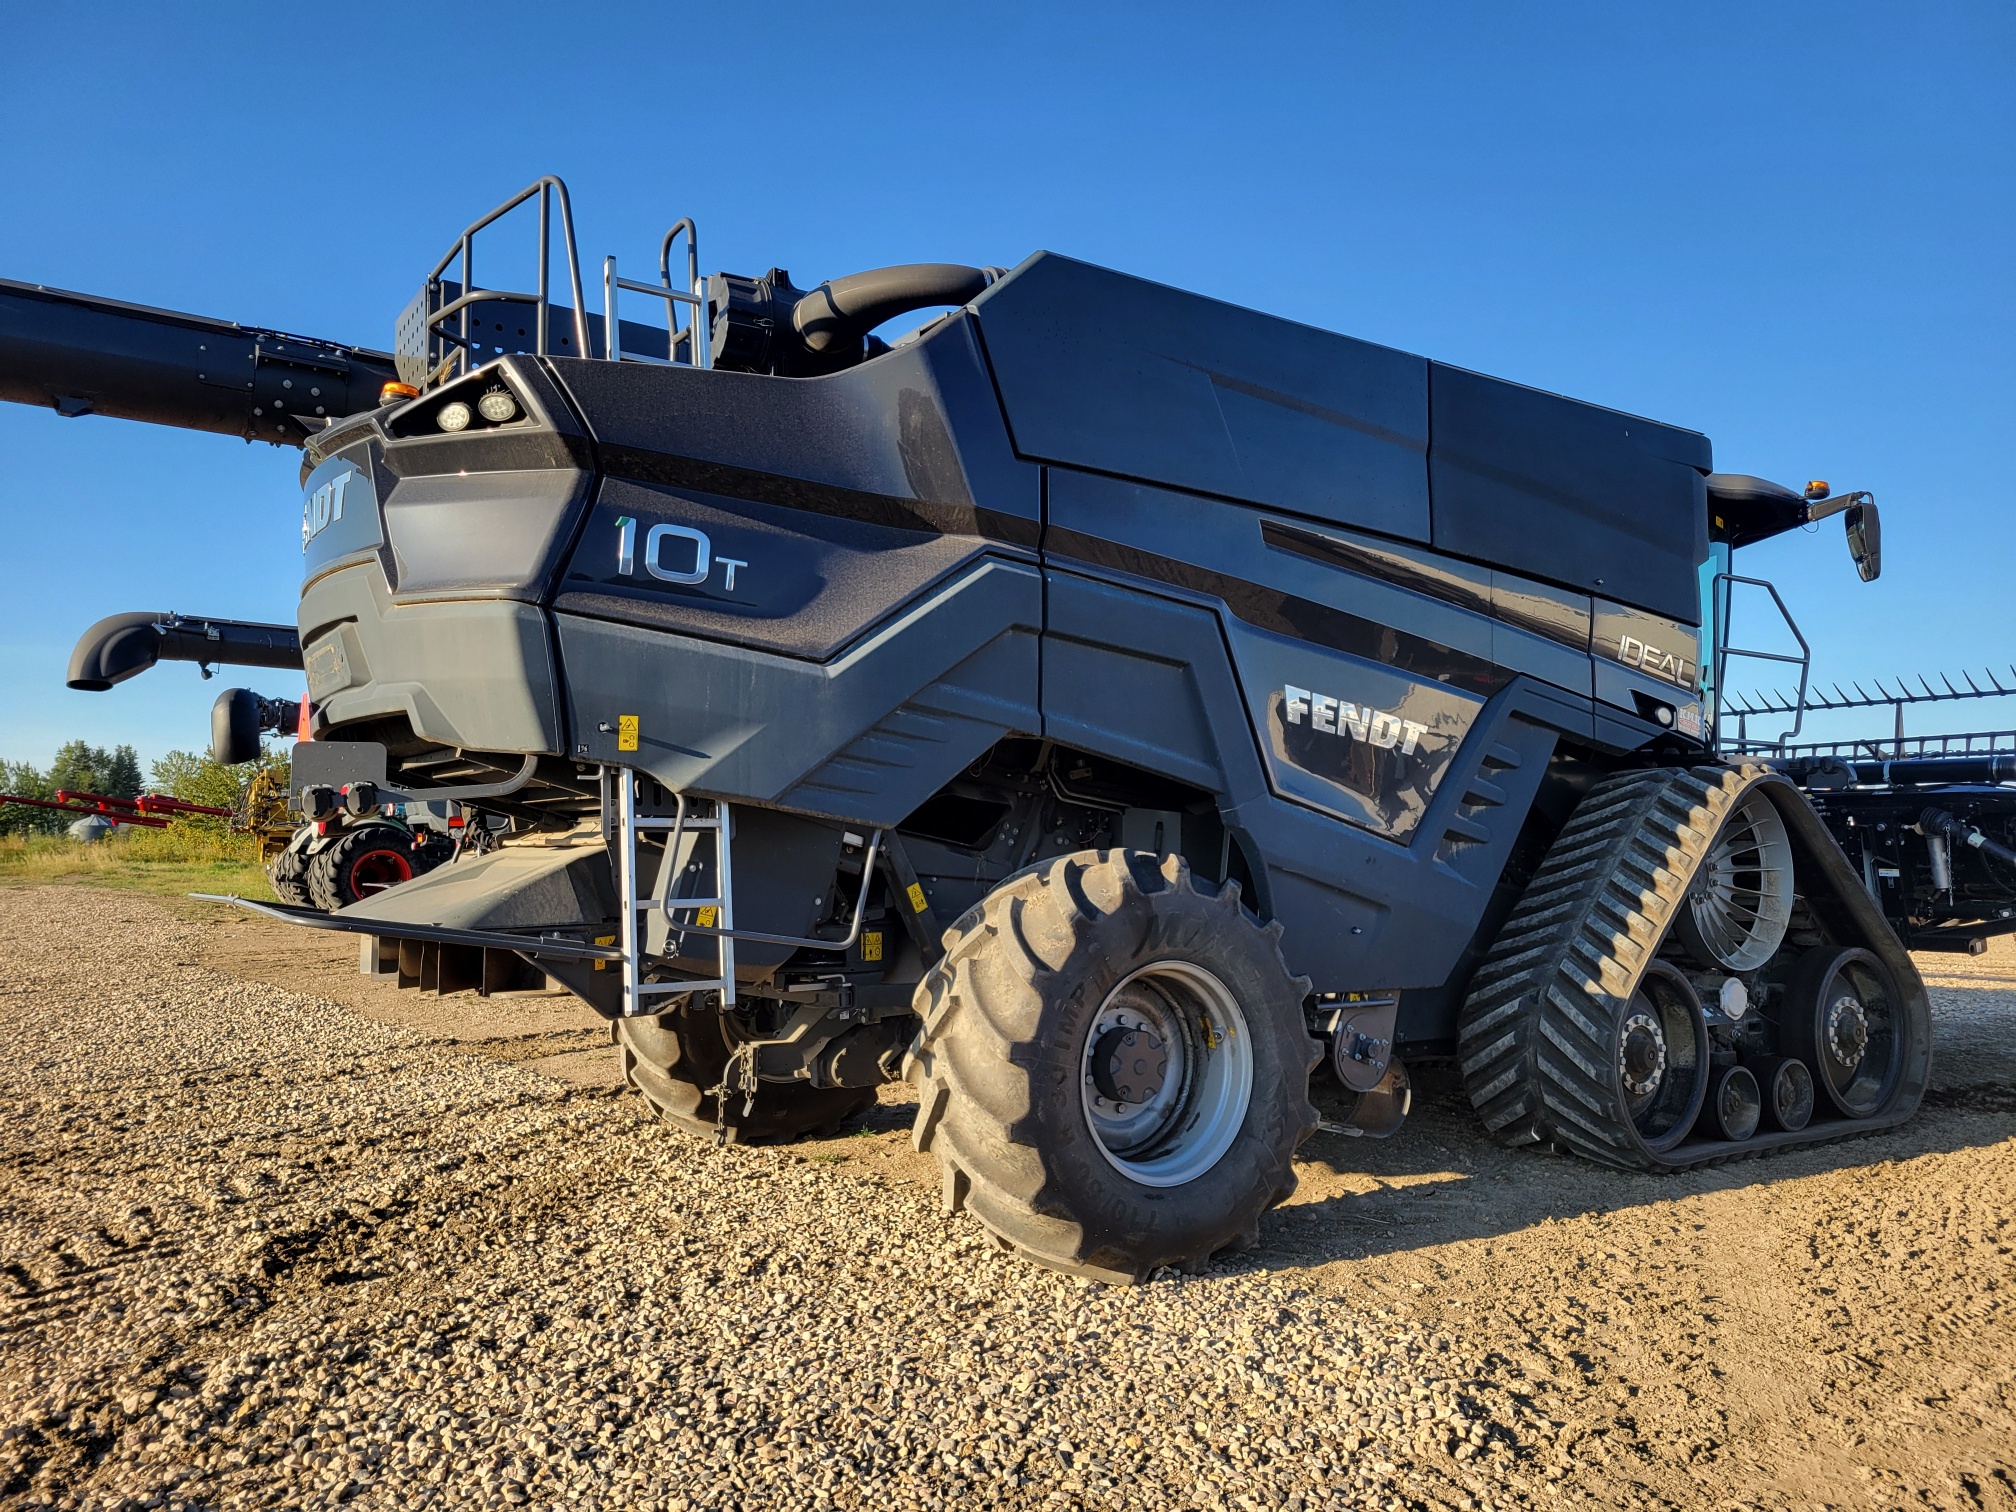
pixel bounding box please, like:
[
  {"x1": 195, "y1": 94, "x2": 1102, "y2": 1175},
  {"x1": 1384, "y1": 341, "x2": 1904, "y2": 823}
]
[{"x1": 1, "y1": 741, "x2": 285, "y2": 837}]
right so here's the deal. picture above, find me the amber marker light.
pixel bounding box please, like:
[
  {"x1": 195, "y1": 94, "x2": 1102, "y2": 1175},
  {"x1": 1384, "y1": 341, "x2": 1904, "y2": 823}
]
[
  {"x1": 380, "y1": 381, "x2": 421, "y2": 404},
  {"x1": 1804, "y1": 480, "x2": 1831, "y2": 501}
]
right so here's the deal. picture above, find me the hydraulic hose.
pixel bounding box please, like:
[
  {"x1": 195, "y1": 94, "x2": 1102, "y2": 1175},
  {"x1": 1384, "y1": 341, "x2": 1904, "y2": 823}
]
[{"x1": 1919, "y1": 807, "x2": 2016, "y2": 871}]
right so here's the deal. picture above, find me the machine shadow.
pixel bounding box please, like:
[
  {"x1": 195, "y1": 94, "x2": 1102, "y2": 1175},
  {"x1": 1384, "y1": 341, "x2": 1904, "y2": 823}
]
[{"x1": 1241, "y1": 1049, "x2": 2016, "y2": 1273}]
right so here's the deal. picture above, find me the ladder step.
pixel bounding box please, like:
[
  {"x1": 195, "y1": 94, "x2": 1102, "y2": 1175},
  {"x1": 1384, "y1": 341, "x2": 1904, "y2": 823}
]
[
  {"x1": 637, "y1": 898, "x2": 725, "y2": 912},
  {"x1": 634, "y1": 977, "x2": 727, "y2": 997},
  {"x1": 633, "y1": 816, "x2": 720, "y2": 830}
]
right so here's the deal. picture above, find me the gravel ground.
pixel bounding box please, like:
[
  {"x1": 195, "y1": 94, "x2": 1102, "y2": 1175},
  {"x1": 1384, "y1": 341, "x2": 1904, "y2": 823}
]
[{"x1": 1, "y1": 885, "x2": 2011, "y2": 1512}]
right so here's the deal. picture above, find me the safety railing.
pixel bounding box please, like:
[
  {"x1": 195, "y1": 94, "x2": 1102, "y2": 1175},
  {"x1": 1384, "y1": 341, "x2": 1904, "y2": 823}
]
[
  {"x1": 399, "y1": 176, "x2": 592, "y2": 389},
  {"x1": 1712, "y1": 572, "x2": 1811, "y2": 754}
]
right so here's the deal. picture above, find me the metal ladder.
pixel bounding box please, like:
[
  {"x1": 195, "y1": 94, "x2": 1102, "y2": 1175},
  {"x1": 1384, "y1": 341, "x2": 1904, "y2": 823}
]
[
  {"x1": 613, "y1": 774, "x2": 736, "y2": 1018},
  {"x1": 601, "y1": 217, "x2": 712, "y2": 369}
]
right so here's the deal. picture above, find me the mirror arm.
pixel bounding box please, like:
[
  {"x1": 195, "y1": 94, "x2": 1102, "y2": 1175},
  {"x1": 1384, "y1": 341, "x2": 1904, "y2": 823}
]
[{"x1": 1802, "y1": 489, "x2": 1872, "y2": 524}]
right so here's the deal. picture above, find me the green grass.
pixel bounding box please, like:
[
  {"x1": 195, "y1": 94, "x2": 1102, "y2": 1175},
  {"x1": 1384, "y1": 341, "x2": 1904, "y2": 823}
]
[{"x1": 0, "y1": 825, "x2": 274, "y2": 900}]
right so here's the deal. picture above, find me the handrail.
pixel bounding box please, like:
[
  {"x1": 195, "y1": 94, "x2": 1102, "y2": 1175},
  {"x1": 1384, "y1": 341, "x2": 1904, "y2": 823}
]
[
  {"x1": 421, "y1": 176, "x2": 590, "y2": 382},
  {"x1": 659, "y1": 218, "x2": 708, "y2": 369},
  {"x1": 1714, "y1": 572, "x2": 1811, "y2": 754}
]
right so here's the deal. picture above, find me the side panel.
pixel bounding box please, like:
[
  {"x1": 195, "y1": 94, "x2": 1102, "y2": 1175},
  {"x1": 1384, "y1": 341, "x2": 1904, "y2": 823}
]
[
  {"x1": 1044, "y1": 569, "x2": 1561, "y2": 1000},
  {"x1": 556, "y1": 476, "x2": 988, "y2": 661},
  {"x1": 1428, "y1": 361, "x2": 1712, "y2": 625},
  {"x1": 556, "y1": 559, "x2": 1042, "y2": 826}
]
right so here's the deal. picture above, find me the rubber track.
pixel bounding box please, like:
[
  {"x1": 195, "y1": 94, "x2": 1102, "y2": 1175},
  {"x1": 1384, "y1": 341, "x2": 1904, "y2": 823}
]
[{"x1": 1456, "y1": 763, "x2": 1917, "y2": 1171}]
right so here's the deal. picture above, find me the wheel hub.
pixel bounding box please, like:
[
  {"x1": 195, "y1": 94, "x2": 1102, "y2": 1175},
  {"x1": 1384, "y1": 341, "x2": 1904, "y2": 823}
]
[
  {"x1": 1091, "y1": 1024, "x2": 1170, "y2": 1106},
  {"x1": 1080, "y1": 963, "x2": 1253, "y2": 1188},
  {"x1": 1619, "y1": 1012, "x2": 1668, "y2": 1097},
  {"x1": 1825, "y1": 993, "x2": 1869, "y2": 1068}
]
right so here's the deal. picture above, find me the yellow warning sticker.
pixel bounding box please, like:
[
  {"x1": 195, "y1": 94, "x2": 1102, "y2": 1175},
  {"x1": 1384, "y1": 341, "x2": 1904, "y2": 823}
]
[
  {"x1": 906, "y1": 883, "x2": 928, "y2": 914},
  {"x1": 861, "y1": 930, "x2": 883, "y2": 963},
  {"x1": 616, "y1": 714, "x2": 639, "y2": 752},
  {"x1": 592, "y1": 933, "x2": 616, "y2": 971},
  {"x1": 696, "y1": 906, "x2": 719, "y2": 927}
]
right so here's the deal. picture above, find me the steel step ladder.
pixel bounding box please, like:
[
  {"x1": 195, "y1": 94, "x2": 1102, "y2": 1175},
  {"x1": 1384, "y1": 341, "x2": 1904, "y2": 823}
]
[{"x1": 613, "y1": 774, "x2": 736, "y2": 1018}]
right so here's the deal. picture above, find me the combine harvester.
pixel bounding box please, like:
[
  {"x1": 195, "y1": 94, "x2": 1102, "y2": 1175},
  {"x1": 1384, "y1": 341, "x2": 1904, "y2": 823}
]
[{"x1": 0, "y1": 179, "x2": 1959, "y2": 1277}]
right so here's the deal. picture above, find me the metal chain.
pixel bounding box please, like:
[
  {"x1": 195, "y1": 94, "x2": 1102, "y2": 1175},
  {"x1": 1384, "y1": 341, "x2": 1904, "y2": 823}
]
[{"x1": 707, "y1": 1038, "x2": 760, "y2": 1147}]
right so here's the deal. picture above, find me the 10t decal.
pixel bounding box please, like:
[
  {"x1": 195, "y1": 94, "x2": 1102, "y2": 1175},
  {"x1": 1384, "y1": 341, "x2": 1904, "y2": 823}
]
[{"x1": 614, "y1": 516, "x2": 748, "y2": 591}]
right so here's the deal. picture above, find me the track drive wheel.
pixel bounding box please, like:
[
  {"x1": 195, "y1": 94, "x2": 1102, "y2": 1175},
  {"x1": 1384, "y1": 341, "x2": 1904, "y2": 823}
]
[
  {"x1": 306, "y1": 824, "x2": 422, "y2": 911},
  {"x1": 1459, "y1": 764, "x2": 1778, "y2": 1168},
  {"x1": 616, "y1": 1003, "x2": 876, "y2": 1145},
  {"x1": 905, "y1": 850, "x2": 1319, "y2": 1282}
]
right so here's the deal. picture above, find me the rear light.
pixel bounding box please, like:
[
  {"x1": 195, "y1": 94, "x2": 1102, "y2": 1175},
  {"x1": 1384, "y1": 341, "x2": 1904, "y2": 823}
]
[{"x1": 436, "y1": 400, "x2": 473, "y2": 432}]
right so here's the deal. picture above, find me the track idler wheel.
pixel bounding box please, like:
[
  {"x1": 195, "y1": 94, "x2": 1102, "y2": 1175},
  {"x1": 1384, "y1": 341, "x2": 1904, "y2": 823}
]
[{"x1": 1782, "y1": 946, "x2": 1909, "y2": 1119}]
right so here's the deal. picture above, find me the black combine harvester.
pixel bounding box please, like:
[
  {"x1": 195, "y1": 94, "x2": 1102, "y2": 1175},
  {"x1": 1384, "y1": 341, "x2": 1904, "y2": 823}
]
[{"x1": 1, "y1": 177, "x2": 1970, "y2": 1278}]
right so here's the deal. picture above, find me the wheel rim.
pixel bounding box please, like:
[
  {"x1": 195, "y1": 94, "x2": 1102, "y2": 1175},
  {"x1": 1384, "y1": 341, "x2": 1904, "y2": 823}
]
[
  {"x1": 1679, "y1": 788, "x2": 1794, "y2": 971},
  {"x1": 1810, "y1": 953, "x2": 1902, "y2": 1118},
  {"x1": 347, "y1": 848, "x2": 414, "y2": 897},
  {"x1": 1767, "y1": 1058, "x2": 1814, "y2": 1131},
  {"x1": 1711, "y1": 1065, "x2": 1762, "y2": 1142},
  {"x1": 1080, "y1": 961, "x2": 1252, "y2": 1188},
  {"x1": 1616, "y1": 963, "x2": 1708, "y2": 1152}
]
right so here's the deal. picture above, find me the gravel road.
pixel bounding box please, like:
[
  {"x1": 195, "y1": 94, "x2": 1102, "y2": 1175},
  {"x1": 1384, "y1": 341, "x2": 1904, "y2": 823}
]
[{"x1": 1, "y1": 885, "x2": 2011, "y2": 1512}]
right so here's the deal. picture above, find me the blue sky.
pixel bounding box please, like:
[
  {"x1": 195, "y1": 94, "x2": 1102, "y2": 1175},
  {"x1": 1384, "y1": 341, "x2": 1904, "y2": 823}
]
[{"x1": 1, "y1": 1, "x2": 2010, "y2": 770}]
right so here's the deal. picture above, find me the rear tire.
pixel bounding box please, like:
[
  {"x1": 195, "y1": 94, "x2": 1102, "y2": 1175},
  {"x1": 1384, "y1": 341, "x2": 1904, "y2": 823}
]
[
  {"x1": 905, "y1": 850, "x2": 1319, "y2": 1282},
  {"x1": 616, "y1": 1004, "x2": 876, "y2": 1145},
  {"x1": 267, "y1": 836, "x2": 312, "y2": 908},
  {"x1": 307, "y1": 824, "x2": 423, "y2": 911}
]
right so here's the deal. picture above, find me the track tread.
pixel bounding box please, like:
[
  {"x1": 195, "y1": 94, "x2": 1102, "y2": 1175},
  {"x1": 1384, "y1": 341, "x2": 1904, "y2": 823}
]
[{"x1": 1457, "y1": 764, "x2": 1750, "y2": 1170}]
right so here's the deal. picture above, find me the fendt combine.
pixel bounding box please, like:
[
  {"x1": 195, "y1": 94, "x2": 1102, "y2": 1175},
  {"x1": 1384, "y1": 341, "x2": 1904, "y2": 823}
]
[{"x1": 2, "y1": 179, "x2": 1933, "y2": 1279}]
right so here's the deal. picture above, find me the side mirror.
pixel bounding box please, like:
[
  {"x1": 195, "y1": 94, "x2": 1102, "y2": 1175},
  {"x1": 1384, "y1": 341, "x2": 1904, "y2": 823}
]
[{"x1": 1845, "y1": 499, "x2": 1881, "y2": 581}]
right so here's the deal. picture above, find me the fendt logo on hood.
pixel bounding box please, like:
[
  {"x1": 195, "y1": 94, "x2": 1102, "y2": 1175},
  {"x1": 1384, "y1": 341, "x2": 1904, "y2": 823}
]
[
  {"x1": 1282, "y1": 686, "x2": 1429, "y2": 755},
  {"x1": 301, "y1": 469, "x2": 351, "y2": 550}
]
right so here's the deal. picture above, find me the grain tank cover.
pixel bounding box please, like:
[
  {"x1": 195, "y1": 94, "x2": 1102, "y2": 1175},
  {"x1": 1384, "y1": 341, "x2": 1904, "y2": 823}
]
[
  {"x1": 970, "y1": 252, "x2": 1712, "y2": 624},
  {"x1": 971, "y1": 253, "x2": 1432, "y2": 543}
]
